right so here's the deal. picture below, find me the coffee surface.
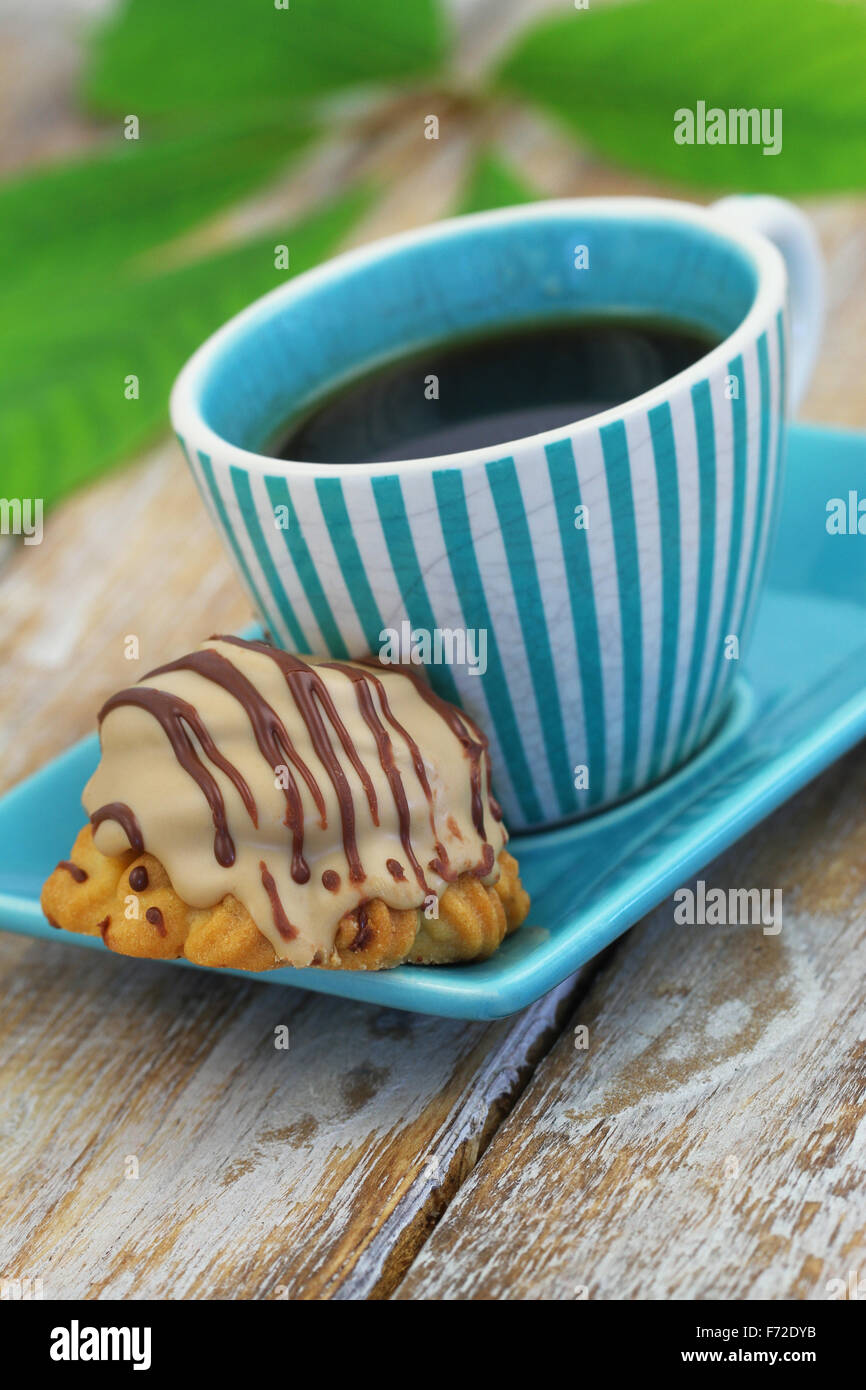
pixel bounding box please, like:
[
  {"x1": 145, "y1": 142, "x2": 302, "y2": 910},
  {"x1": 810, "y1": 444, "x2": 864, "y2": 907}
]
[{"x1": 273, "y1": 317, "x2": 718, "y2": 465}]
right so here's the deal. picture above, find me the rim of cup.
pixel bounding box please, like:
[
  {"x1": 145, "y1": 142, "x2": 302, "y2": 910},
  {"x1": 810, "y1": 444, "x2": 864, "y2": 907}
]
[{"x1": 170, "y1": 195, "x2": 787, "y2": 481}]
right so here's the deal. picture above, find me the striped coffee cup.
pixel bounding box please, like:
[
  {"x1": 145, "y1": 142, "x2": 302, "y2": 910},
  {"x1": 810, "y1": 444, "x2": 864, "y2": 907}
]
[{"x1": 171, "y1": 196, "x2": 823, "y2": 830}]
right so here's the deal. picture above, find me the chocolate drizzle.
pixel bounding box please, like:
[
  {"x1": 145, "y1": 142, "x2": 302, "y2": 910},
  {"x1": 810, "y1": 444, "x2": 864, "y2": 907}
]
[
  {"x1": 260, "y1": 860, "x2": 298, "y2": 939},
  {"x1": 146, "y1": 648, "x2": 323, "y2": 884},
  {"x1": 58, "y1": 860, "x2": 87, "y2": 883},
  {"x1": 350, "y1": 902, "x2": 375, "y2": 952},
  {"x1": 221, "y1": 637, "x2": 382, "y2": 886},
  {"x1": 145, "y1": 906, "x2": 166, "y2": 935},
  {"x1": 90, "y1": 802, "x2": 144, "y2": 854},
  {"x1": 358, "y1": 657, "x2": 496, "y2": 864},
  {"x1": 98, "y1": 687, "x2": 257, "y2": 868},
  {"x1": 92, "y1": 639, "x2": 504, "y2": 952},
  {"x1": 383, "y1": 662, "x2": 490, "y2": 843},
  {"x1": 477, "y1": 842, "x2": 495, "y2": 877},
  {"x1": 353, "y1": 663, "x2": 451, "y2": 873},
  {"x1": 324, "y1": 662, "x2": 430, "y2": 893}
]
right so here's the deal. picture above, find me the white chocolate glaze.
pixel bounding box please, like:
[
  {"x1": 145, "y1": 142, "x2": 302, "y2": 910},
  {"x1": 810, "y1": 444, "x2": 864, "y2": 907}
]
[{"x1": 83, "y1": 638, "x2": 506, "y2": 966}]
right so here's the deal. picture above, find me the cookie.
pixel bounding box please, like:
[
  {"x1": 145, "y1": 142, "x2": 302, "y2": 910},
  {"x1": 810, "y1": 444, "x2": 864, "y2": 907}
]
[
  {"x1": 43, "y1": 828, "x2": 529, "y2": 971},
  {"x1": 42, "y1": 638, "x2": 530, "y2": 970}
]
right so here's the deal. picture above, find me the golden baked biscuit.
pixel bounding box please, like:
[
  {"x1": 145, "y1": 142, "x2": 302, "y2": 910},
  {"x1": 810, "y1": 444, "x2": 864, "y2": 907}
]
[
  {"x1": 42, "y1": 827, "x2": 529, "y2": 972},
  {"x1": 42, "y1": 639, "x2": 530, "y2": 970}
]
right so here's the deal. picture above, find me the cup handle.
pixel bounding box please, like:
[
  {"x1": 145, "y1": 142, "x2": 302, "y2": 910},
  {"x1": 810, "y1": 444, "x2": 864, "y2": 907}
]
[{"x1": 710, "y1": 195, "x2": 825, "y2": 413}]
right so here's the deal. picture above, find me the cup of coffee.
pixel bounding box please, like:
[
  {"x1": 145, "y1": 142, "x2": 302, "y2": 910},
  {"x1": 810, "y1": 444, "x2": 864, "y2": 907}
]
[{"x1": 171, "y1": 195, "x2": 824, "y2": 830}]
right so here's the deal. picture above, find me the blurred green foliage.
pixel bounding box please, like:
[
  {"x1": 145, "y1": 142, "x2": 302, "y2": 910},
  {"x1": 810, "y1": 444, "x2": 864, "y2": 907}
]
[
  {"x1": 2, "y1": 0, "x2": 864, "y2": 509},
  {"x1": 1, "y1": 184, "x2": 372, "y2": 507},
  {"x1": 83, "y1": 0, "x2": 450, "y2": 117},
  {"x1": 457, "y1": 153, "x2": 537, "y2": 216},
  {"x1": 0, "y1": 118, "x2": 311, "y2": 301},
  {"x1": 497, "y1": 0, "x2": 866, "y2": 194}
]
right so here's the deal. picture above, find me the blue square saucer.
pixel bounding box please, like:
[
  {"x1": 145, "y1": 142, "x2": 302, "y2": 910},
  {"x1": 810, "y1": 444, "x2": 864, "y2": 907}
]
[{"x1": 1, "y1": 425, "x2": 863, "y2": 1019}]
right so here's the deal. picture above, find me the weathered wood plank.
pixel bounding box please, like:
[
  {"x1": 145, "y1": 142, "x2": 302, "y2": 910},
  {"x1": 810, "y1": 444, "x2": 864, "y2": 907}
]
[
  {"x1": 0, "y1": 930, "x2": 585, "y2": 1299},
  {"x1": 0, "y1": 435, "x2": 590, "y2": 1302},
  {"x1": 0, "y1": 444, "x2": 253, "y2": 795},
  {"x1": 395, "y1": 745, "x2": 866, "y2": 1300},
  {"x1": 2, "y1": 0, "x2": 865, "y2": 1304},
  {"x1": 0, "y1": 2, "x2": 594, "y2": 1305}
]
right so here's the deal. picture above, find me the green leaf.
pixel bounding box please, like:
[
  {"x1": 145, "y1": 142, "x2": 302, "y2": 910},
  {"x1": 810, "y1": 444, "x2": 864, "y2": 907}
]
[
  {"x1": 0, "y1": 118, "x2": 312, "y2": 305},
  {"x1": 84, "y1": 0, "x2": 450, "y2": 118},
  {"x1": 0, "y1": 185, "x2": 374, "y2": 508},
  {"x1": 497, "y1": 0, "x2": 866, "y2": 194},
  {"x1": 456, "y1": 151, "x2": 538, "y2": 215}
]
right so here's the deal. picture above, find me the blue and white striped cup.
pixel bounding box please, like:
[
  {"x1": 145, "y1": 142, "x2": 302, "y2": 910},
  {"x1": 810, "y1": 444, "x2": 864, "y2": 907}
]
[{"x1": 171, "y1": 196, "x2": 823, "y2": 830}]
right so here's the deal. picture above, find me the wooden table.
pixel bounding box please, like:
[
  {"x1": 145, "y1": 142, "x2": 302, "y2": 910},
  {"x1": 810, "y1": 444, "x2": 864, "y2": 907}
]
[{"x1": 1, "y1": 0, "x2": 864, "y2": 1302}]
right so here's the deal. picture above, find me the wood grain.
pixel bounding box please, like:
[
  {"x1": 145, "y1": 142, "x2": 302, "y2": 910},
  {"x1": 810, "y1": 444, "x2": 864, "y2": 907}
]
[
  {"x1": 0, "y1": 931, "x2": 586, "y2": 1299},
  {"x1": 395, "y1": 745, "x2": 866, "y2": 1300},
  {"x1": 1, "y1": 0, "x2": 864, "y2": 1304},
  {"x1": 0, "y1": 0, "x2": 598, "y2": 1305},
  {"x1": 0, "y1": 443, "x2": 253, "y2": 795}
]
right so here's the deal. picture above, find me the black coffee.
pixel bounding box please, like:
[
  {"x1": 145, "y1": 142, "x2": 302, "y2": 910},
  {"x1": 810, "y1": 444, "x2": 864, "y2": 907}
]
[{"x1": 273, "y1": 317, "x2": 717, "y2": 465}]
